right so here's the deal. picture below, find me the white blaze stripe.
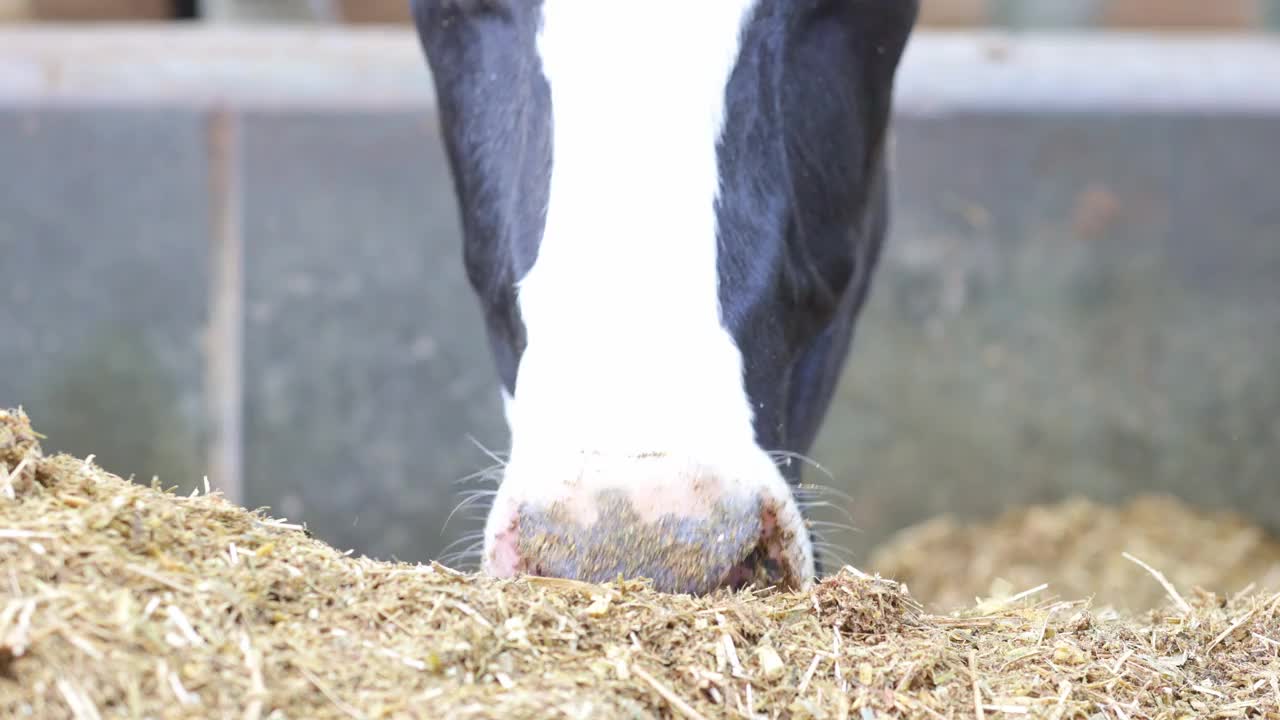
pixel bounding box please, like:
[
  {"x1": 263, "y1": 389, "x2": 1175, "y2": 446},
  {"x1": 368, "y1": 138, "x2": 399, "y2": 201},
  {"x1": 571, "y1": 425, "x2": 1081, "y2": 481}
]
[{"x1": 510, "y1": 0, "x2": 762, "y2": 460}]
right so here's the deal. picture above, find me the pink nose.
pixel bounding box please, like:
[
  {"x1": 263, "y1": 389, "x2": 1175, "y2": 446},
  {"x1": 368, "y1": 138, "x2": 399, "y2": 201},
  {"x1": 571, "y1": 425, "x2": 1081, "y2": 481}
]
[{"x1": 487, "y1": 487, "x2": 797, "y2": 595}]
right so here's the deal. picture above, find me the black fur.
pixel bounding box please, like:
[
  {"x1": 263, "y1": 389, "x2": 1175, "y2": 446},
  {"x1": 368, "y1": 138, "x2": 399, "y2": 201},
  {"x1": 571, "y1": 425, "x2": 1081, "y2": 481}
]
[
  {"x1": 411, "y1": 0, "x2": 551, "y2": 393},
  {"x1": 715, "y1": 0, "x2": 917, "y2": 460}
]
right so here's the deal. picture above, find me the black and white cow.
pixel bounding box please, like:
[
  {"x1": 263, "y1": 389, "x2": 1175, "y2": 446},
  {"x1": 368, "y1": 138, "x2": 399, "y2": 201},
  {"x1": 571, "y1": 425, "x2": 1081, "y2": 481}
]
[{"x1": 411, "y1": 0, "x2": 918, "y2": 595}]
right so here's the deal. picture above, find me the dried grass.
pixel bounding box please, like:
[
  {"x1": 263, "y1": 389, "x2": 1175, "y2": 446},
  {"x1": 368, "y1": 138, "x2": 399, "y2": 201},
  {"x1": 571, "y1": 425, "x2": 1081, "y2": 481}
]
[
  {"x1": 2, "y1": 407, "x2": 1279, "y2": 719},
  {"x1": 870, "y1": 494, "x2": 1280, "y2": 615}
]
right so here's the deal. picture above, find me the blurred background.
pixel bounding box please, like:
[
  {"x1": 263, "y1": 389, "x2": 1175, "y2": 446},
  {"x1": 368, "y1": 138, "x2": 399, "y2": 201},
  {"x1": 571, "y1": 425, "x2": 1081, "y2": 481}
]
[{"x1": 1, "y1": 1, "x2": 1277, "y2": 579}]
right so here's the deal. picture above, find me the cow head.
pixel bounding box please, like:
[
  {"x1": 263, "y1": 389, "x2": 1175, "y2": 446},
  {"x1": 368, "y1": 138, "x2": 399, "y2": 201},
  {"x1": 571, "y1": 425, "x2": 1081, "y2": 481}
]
[{"x1": 412, "y1": 0, "x2": 917, "y2": 594}]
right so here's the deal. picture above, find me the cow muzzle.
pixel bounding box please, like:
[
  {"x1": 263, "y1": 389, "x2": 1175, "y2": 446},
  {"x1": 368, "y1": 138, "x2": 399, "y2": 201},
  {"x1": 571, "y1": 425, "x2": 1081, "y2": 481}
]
[{"x1": 481, "y1": 452, "x2": 814, "y2": 595}]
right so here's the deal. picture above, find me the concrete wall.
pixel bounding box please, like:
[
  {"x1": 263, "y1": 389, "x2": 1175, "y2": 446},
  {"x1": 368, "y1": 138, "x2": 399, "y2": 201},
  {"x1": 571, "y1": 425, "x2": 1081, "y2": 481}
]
[{"x1": 1, "y1": 28, "x2": 1277, "y2": 568}]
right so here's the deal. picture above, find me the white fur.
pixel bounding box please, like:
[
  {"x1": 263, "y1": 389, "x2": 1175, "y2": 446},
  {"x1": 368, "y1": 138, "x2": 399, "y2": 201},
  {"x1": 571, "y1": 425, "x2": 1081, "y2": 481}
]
[
  {"x1": 500, "y1": 388, "x2": 515, "y2": 431},
  {"x1": 513, "y1": 0, "x2": 760, "y2": 458},
  {"x1": 484, "y1": 0, "x2": 814, "y2": 586}
]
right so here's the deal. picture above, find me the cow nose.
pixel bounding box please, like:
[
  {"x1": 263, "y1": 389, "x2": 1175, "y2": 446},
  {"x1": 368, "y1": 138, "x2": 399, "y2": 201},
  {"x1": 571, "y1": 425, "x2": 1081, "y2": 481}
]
[
  {"x1": 514, "y1": 490, "x2": 767, "y2": 594},
  {"x1": 481, "y1": 455, "x2": 809, "y2": 595}
]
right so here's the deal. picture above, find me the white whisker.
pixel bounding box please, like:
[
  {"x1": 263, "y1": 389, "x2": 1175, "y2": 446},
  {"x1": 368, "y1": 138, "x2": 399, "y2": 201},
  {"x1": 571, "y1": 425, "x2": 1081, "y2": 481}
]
[
  {"x1": 465, "y1": 434, "x2": 510, "y2": 467},
  {"x1": 767, "y1": 450, "x2": 834, "y2": 481},
  {"x1": 792, "y1": 482, "x2": 856, "y2": 506},
  {"x1": 811, "y1": 541, "x2": 854, "y2": 568},
  {"x1": 796, "y1": 500, "x2": 855, "y2": 524},
  {"x1": 807, "y1": 519, "x2": 859, "y2": 534},
  {"x1": 453, "y1": 463, "x2": 505, "y2": 487},
  {"x1": 438, "y1": 532, "x2": 486, "y2": 557},
  {"x1": 442, "y1": 490, "x2": 498, "y2": 533},
  {"x1": 438, "y1": 539, "x2": 486, "y2": 570}
]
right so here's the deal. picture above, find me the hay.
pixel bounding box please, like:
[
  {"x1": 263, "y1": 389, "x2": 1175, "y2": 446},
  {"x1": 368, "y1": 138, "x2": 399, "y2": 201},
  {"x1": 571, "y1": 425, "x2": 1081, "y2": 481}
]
[
  {"x1": 2, "y1": 406, "x2": 1278, "y2": 719},
  {"x1": 870, "y1": 495, "x2": 1280, "y2": 615}
]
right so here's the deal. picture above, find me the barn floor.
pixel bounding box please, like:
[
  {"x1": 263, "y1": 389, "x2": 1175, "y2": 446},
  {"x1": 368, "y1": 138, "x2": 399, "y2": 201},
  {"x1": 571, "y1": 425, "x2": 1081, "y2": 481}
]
[{"x1": 2, "y1": 407, "x2": 1278, "y2": 719}]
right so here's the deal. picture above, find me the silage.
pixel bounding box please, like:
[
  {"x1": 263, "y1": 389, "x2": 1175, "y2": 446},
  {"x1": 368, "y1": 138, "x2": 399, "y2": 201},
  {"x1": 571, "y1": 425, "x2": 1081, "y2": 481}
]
[
  {"x1": 870, "y1": 494, "x2": 1280, "y2": 615},
  {"x1": 2, "y1": 407, "x2": 1279, "y2": 719}
]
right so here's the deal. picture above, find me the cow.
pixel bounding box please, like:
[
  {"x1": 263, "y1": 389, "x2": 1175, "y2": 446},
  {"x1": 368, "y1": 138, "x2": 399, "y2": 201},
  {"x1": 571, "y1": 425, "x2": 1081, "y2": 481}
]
[{"x1": 411, "y1": 0, "x2": 918, "y2": 595}]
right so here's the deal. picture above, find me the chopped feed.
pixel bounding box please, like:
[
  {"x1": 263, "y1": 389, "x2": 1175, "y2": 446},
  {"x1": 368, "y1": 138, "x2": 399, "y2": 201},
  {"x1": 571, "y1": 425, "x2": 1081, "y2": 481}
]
[
  {"x1": 870, "y1": 495, "x2": 1280, "y2": 615},
  {"x1": 2, "y1": 406, "x2": 1279, "y2": 719}
]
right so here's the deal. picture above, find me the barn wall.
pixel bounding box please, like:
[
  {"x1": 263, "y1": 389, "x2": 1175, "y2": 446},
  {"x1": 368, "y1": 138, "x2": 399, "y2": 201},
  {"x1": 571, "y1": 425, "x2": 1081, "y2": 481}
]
[{"x1": 1, "y1": 28, "x2": 1277, "y2": 565}]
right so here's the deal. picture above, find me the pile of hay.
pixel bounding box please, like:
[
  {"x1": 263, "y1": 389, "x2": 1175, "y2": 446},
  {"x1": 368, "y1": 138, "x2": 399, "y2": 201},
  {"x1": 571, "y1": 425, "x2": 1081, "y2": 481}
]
[
  {"x1": 871, "y1": 495, "x2": 1280, "y2": 615},
  {"x1": 2, "y1": 406, "x2": 1279, "y2": 719}
]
